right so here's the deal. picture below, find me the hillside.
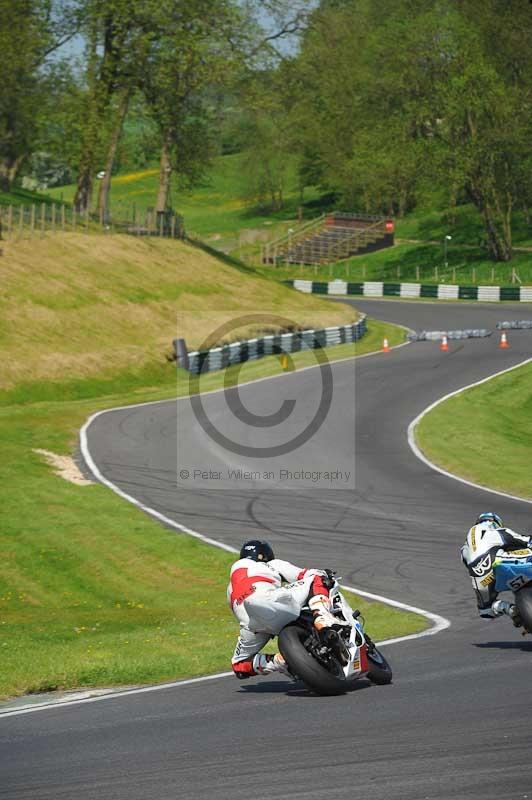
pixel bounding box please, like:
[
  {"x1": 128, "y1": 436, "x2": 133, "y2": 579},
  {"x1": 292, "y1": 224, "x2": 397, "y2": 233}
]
[
  {"x1": 45, "y1": 153, "x2": 323, "y2": 257},
  {"x1": 0, "y1": 232, "x2": 357, "y2": 393}
]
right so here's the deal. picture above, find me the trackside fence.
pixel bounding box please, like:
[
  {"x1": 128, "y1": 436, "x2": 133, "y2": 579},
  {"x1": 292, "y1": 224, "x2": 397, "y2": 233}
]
[
  {"x1": 288, "y1": 279, "x2": 532, "y2": 302},
  {"x1": 0, "y1": 203, "x2": 185, "y2": 240},
  {"x1": 175, "y1": 318, "x2": 368, "y2": 374}
]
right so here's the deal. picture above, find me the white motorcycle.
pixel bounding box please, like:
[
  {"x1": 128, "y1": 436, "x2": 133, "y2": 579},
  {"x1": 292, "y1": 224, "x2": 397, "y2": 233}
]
[{"x1": 278, "y1": 574, "x2": 392, "y2": 696}]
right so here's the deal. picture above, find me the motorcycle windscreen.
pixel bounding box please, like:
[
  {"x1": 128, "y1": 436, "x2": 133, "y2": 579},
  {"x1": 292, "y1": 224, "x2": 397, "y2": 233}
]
[{"x1": 494, "y1": 559, "x2": 532, "y2": 592}]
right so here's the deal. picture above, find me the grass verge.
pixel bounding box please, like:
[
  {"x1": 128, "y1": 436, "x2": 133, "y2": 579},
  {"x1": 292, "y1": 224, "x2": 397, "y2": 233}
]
[
  {"x1": 415, "y1": 361, "x2": 532, "y2": 500},
  {"x1": 46, "y1": 154, "x2": 323, "y2": 255},
  {"x1": 258, "y1": 242, "x2": 532, "y2": 287},
  {"x1": 0, "y1": 232, "x2": 359, "y2": 393},
  {"x1": 0, "y1": 319, "x2": 427, "y2": 701}
]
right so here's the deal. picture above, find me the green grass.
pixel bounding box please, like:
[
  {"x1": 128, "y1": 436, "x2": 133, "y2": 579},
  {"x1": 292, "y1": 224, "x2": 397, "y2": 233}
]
[
  {"x1": 0, "y1": 186, "x2": 56, "y2": 207},
  {"x1": 18, "y1": 158, "x2": 532, "y2": 279},
  {"x1": 0, "y1": 232, "x2": 361, "y2": 392},
  {"x1": 0, "y1": 316, "x2": 406, "y2": 408},
  {"x1": 46, "y1": 154, "x2": 322, "y2": 256},
  {"x1": 256, "y1": 204, "x2": 532, "y2": 287},
  {"x1": 259, "y1": 242, "x2": 532, "y2": 287},
  {"x1": 416, "y1": 362, "x2": 532, "y2": 499},
  {"x1": 394, "y1": 203, "x2": 532, "y2": 249},
  {"x1": 0, "y1": 318, "x2": 426, "y2": 701}
]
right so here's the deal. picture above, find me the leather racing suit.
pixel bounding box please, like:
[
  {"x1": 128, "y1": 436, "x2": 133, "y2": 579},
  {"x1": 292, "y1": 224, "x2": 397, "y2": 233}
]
[
  {"x1": 227, "y1": 556, "x2": 333, "y2": 678},
  {"x1": 461, "y1": 523, "x2": 532, "y2": 618}
]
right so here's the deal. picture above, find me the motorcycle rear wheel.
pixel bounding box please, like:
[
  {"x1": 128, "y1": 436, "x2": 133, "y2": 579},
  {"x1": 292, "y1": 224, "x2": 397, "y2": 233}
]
[
  {"x1": 515, "y1": 584, "x2": 532, "y2": 633},
  {"x1": 278, "y1": 624, "x2": 349, "y2": 696}
]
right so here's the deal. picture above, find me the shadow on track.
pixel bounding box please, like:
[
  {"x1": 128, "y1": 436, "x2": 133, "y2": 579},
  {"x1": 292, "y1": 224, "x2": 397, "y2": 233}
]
[
  {"x1": 237, "y1": 678, "x2": 373, "y2": 697},
  {"x1": 474, "y1": 640, "x2": 532, "y2": 652}
]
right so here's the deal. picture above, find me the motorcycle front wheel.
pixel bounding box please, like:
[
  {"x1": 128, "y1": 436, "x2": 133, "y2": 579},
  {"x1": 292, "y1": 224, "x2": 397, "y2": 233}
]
[
  {"x1": 366, "y1": 645, "x2": 393, "y2": 685},
  {"x1": 278, "y1": 624, "x2": 349, "y2": 696}
]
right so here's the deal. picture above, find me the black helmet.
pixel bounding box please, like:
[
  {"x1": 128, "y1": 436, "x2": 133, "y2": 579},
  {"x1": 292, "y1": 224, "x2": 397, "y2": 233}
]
[
  {"x1": 240, "y1": 540, "x2": 274, "y2": 562},
  {"x1": 476, "y1": 512, "x2": 503, "y2": 528}
]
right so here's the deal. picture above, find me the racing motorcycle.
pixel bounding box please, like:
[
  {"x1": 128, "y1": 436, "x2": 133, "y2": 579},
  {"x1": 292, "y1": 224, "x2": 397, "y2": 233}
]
[
  {"x1": 278, "y1": 574, "x2": 392, "y2": 696},
  {"x1": 493, "y1": 552, "x2": 532, "y2": 632}
]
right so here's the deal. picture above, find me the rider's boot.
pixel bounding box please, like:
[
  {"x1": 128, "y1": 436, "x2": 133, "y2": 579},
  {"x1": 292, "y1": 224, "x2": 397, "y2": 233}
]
[
  {"x1": 252, "y1": 652, "x2": 290, "y2": 676},
  {"x1": 309, "y1": 594, "x2": 348, "y2": 632},
  {"x1": 492, "y1": 599, "x2": 516, "y2": 619}
]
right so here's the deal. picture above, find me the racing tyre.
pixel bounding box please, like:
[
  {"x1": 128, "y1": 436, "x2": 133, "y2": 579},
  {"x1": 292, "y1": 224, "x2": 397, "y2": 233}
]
[
  {"x1": 515, "y1": 584, "x2": 532, "y2": 633},
  {"x1": 366, "y1": 645, "x2": 393, "y2": 685},
  {"x1": 278, "y1": 624, "x2": 348, "y2": 696}
]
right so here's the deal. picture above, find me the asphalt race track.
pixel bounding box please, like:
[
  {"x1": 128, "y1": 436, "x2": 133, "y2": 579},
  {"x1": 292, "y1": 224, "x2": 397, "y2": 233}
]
[{"x1": 2, "y1": 300, "x2": 532, "y2": 800}]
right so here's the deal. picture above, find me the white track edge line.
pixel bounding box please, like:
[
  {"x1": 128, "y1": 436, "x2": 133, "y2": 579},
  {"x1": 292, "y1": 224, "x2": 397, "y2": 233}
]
[
  {"x1": 1, "y1": 582, "x2": 448, "y2": 718},
  {"x1": 0, "y1": 672, "x2": 235, "y2": 718},
  {"x1": 1, "y1": 335, "x2": 445, "y2": 720},
  {"x1": 341, "y1": 584, "x2": 450, "y2": 644},
  {"x1": 407, "y1": 357, "x2": 532, "y2": 505}
]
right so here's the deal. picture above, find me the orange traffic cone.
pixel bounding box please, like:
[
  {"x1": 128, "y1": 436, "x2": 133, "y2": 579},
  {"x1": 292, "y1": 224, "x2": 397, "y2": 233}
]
[
  {"x1": 499, "y1": 331, "x2": 510, "y2": 349},
  {"x1": 440, "y1": 335, "x2": 449, "y2": 352},
  {"x1": 382, "y1": 338, "x2": 391, "y2": 353}
]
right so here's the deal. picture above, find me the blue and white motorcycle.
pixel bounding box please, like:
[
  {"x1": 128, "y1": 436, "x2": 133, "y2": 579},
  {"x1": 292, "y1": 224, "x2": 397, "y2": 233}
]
[{"x1": 493, "y1": 552, "x2": 532, "y2": 632}]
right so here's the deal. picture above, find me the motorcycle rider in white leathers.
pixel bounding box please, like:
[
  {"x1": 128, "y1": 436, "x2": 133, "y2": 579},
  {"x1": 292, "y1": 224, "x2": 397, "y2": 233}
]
[
  {"x1": 461, "y1": 512, "x2": 532, "y2": 620},
  {"x1": 228, "y1": 540, "x2": 346, "y2": 679}
]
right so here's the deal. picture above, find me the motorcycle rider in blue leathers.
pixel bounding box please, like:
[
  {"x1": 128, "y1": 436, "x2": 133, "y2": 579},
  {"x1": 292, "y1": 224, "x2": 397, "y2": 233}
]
[{"x1": 461, "y1": 512, "x2": 532, "y2": 621}]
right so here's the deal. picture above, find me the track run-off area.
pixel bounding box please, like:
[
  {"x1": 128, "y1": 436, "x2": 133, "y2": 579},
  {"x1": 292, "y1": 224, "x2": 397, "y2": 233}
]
[{"x1": 2, "y1": 299, "x2": 532, "y2": 800}]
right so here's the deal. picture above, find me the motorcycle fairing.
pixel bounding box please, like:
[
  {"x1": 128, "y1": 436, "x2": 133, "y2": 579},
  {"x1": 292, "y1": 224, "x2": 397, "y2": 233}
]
[{"x1": 494, "y1": 556, "x2": 532, "y2": 593}]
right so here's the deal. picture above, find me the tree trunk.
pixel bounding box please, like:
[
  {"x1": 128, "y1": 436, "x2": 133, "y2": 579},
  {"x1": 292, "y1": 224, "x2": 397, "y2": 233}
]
[
  {"x1": 74, "y1": 8, "x2": 122, "y2": 213},
  {"x1": 155, "y1": 134, "x2": 173, "y2": 213},
  {"x1": 96, "y1": 89, "x2": 131, "y2": 222},
  {"x1": 447, "y1": 182, "x2": 458, "y2": 226},
  {"x1": 398, "y1": 185, "x2": 408, "y2": 218},
  {"x1": 483, "y1": 208, "x2": 512, "y2": 261},
  {"x1": 0, "y1": 154, "x2": 25, "y2": 192},
  {"x1": 467, "y1": 181, "x2": 513, "y2": 262},
  {"x1": 73, "y1": 14, "x2": 99, "y2": 212},
  {"x1": 0, "y1": 161, "x2": 11, "y2": 192}
]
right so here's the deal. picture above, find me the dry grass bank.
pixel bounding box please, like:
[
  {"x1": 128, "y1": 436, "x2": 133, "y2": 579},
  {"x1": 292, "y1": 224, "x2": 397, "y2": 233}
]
[{"x1": 0, "y1": 233, "x2": 356, "y2": 390}]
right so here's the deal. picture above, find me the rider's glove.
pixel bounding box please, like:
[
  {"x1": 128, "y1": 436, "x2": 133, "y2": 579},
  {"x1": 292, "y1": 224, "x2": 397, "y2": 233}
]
[{"x1": 322, "y1": 569, "x2": 337, "y2": 590}]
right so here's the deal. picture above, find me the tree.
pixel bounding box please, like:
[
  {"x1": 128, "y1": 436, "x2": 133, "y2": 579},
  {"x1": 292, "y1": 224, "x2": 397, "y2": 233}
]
[
  {"x1": 237, "y1": 71, "x2": 294, "y2": 211},
  {"x1": 73, "y1": 0, "x2": 141, "y2": 210},
  {"x1": 281, "y1": 0, "x2": 532, "y2": 260},
  {"x1": 141, "y1": 0, "x2": 240, "y2": 213},
  {"x1": 364, "y1": 1, "x2": 532, "y2": 260},
  {"x1": 0, "y1": 0, "x2": 80, "y2": 191}
]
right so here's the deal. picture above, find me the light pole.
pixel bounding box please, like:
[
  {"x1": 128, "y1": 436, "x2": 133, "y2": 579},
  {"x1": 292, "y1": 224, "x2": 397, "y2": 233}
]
[{"x1": 444, "y1": 234, "x2": 452, "y2": 268}]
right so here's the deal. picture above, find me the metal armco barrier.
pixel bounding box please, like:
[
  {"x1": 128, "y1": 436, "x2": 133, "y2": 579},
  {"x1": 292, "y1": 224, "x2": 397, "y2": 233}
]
[
  {"x1": 289, "y1": 280, "x2": 532, "y2": 302},
  {"x1": 408, "y1": 329, "x2": 492, "y2": 341},
  {"x1": 183, "y1": 317, "x2": 368, "y2": 374},
  {"x1": 497, "y1": 320, "x2": 532, "y2": 329}
]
